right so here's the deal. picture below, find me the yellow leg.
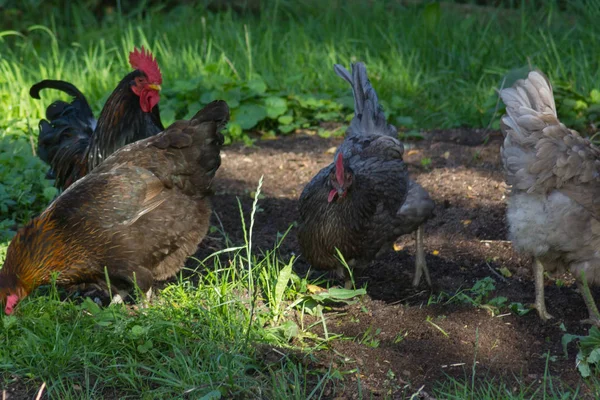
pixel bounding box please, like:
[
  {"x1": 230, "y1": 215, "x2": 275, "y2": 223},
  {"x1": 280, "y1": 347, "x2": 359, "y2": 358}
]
[
  {"x1": 577, "y1": 270, "x2": 600, "y2": 327},
  {"x1": 534, "y1": 258, "x2": 553, "y2": 321}
]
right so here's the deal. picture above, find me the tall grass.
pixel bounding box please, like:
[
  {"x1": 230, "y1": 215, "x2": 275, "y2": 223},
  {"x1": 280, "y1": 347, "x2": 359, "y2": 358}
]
[
  {"x1": 1, "y1": 0, "x2": 600, "y2": 132},
  {"x1": 0, "y1": 181, "x2": 343, "y2": 398}
]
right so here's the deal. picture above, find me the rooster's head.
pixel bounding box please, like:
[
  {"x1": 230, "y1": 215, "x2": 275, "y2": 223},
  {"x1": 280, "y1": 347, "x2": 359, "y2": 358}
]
[
  {"x1": 328, "y1": 152, "x2": 353, "y2": 203},
  {"x1": 129, "y1": 47, "x2": 162, "y2": 113}
]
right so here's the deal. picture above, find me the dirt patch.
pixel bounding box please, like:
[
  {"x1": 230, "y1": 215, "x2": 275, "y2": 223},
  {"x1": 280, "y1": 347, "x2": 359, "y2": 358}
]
[{"x1": 195, "y1": 130, "x2": 596, "y2": 398}]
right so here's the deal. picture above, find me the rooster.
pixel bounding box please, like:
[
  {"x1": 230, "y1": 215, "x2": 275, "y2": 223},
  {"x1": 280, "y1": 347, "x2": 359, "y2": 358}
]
[
  {"x1": 30, "y1": 47, "x2": 164, "y2": 190},
  {"x1": 500, "y1": 70, "x2": 600, "y2": 326},
  {"x1": 297, "y1": 63, "x2": 435, "y2": 288},
  {"x1": 0, "y1": 101, "x2": 229, "y2": 315}
]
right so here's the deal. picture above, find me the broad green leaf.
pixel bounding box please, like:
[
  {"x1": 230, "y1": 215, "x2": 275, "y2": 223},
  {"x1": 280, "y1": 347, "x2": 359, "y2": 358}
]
[
  {"x1": 278, "y1": 115, "x2": 294, "y2": 125},
  {"x1": 561, "y1": 332, "x2": 582, "y2": 357},
  {"x1": 587, "y1": 348, "x2": 600, "y2": 364},
  {"x1": 591, "y1": 89, "x2": 600, "y2": 104},
  {"x1": 199, "y1": 390, "x2": 223, "y2": 400},
  {"x1": 247, "y1": 78, "x2": 267, "y2": 95},
  {"x1": 42, "y1": 186, "x2": 57, "y2": 202},
  {"x1": 160, "y1": 107, "x2": 176, "y2": 127},
  {"x1": 577, "y1": 355, "x2": 591, "y2": 378},
  {"x1": 264, "y1": 96, "x2": 288, "y2": 119},
  {"x1": 232, "y1": 103, "x2": 267, "y2": 130},
  {"x1": 130, "y1": 325, "x2": 145, "y2": 338},
  {"x1": 227, "y1": 122, "x2": 243, "y2": 139}
]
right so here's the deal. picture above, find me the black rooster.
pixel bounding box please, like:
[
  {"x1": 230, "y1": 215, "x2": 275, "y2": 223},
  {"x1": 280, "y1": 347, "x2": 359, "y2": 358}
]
[{"x1": 30, "y1": 47, "x2": 164, "y2": 190}]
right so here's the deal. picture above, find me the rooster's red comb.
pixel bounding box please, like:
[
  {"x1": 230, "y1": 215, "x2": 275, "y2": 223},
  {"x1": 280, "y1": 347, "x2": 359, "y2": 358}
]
[
  {"x1": 129, "y1": 46, "x2": 162, "y2": 84},
  {"x1": 335, "y1": 152, "x2": 345, "y2": 185}
]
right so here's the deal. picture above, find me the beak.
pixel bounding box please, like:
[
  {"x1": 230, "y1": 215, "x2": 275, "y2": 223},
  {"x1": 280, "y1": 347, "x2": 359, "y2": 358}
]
[{"x1": 148, "y1": 84, "x2": 162, "y2": 91}]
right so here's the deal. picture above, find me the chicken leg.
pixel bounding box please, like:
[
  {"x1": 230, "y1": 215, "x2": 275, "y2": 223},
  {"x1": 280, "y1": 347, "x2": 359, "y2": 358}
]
[
  {"x1": 533, "y1": 258, "x2": 553, "y2": 321},
  {"x1": 412, "y1": 225, "x2": 431, "y2": 287},
  {"x1": 576, "y1": 271, "x2": 600, "y2": 327},
  {"x1": 337, "y1": 265, "x2": 353, "y2": 290}
]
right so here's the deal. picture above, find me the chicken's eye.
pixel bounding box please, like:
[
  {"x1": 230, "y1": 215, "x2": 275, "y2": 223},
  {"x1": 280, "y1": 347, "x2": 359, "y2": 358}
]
[{"x1": 132, "y1": 77, "x2": 146, "y2": 87}]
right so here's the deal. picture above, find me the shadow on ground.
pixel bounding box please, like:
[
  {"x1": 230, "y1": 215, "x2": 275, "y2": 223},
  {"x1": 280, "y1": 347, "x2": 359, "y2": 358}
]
[{"x1": 185, "y1": 130, "x2": 595, "y2": 397}]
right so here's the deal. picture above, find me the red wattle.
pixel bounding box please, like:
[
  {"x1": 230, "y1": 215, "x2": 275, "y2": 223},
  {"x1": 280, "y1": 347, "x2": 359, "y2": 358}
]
[
  {"x1": 5, "y1": 293, "x2": 19, "y2": 315},
  {"x1": 328, "y1": 189, "x2": 337, "y2": 203}
]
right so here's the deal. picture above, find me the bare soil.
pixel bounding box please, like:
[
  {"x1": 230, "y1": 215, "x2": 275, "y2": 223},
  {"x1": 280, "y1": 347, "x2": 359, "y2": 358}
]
[{"x1": 197, "y1": 129, "x2": 597, "y2": 399}]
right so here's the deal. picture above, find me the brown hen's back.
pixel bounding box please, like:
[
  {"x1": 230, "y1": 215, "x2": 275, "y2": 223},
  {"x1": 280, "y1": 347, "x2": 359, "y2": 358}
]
[{"x1": 0, "y1": 101, "x2": 229, "y2": 313}]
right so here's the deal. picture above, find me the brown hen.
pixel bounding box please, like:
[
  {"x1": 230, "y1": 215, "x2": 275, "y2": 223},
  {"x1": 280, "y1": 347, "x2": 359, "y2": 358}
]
[{"x1": 0, "y1": 100, "x2": 229, "y2": 315}]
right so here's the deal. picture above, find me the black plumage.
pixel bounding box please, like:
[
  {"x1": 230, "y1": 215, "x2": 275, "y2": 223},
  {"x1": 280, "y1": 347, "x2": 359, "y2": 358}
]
[
  {"x1": 30, "y1": 49, "x2": 164, "y2": 190},
  {"x1": 297, "y1": 62, "x2": 435, "y2": 288}
]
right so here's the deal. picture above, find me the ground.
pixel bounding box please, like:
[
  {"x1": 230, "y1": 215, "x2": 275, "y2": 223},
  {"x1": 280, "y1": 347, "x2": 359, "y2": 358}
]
[{"x1": 194, "y1": 129, "x2": 596, "y2": 398}]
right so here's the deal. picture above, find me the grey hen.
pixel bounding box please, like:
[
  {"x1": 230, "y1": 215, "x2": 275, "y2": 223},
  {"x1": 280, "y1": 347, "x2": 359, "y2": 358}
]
[
  {"x1": 500, "y1": 70, "x2": 600, "y2": 325},
  {"x1": 297, "y1": 62, "x2": 435, "y2": 288}
]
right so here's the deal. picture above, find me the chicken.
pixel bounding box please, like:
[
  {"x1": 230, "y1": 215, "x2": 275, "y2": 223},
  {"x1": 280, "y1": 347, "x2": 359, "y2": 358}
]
[
  {"x1": 499, "y1": 70, "x2": 600, "y2": 326},
  {"x1": 297, "y1": 62, "x2": 435, "y2": 288},
  {"x1": 0, "y1": 100, "x2": 229, "y2": 315},
  {"x1": 30, "y1": 47, "x2": 164, "y2": 190}
]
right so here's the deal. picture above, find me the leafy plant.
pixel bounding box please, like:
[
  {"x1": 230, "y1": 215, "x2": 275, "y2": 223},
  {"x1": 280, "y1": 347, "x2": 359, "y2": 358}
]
[
  {"x1": 0, "y1": 133, "x2": 57, "y2": 243},
  {"x1": 562, "y1": 326, "x2": 600, "y2": 378},
  {"x1": 429, "y1": 277, "x2": 531, "y2": 317}
]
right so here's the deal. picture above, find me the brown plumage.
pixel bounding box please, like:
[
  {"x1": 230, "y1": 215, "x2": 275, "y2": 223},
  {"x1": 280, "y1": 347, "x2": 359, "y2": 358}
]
[
  {"x1": 0, "y1": 100, "x2": 229, "y2": 315},
  {"x1": 31, "y1": 47, "x2": 164, "y2": 190},
  {"x1": 297, "y1": 63, "x2": 435, "y2": 288},
  {"x1": 500, "y1": 70, "x2": 600, "y2": 325}
]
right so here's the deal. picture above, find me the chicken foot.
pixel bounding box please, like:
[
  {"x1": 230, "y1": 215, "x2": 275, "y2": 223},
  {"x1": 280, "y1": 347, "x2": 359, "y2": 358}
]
[
  {"x1": 576, "y1": 271, "x2": 600, "y2": 327},
  {"x1": 412, "y1": 225, "x2": 431, "y2": 287},
  {"x1": 533, "y1": 258, "x2": 553, "y2": 321}
]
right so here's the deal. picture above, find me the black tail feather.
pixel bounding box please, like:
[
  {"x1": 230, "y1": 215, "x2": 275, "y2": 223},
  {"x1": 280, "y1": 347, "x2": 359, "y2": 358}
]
[{"x1": 30, "y1": 80, "x2": 94, "y2": 121}]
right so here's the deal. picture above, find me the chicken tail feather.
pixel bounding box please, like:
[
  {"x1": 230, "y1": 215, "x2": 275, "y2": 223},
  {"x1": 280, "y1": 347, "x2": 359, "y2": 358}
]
[
  {"x1": 30, "y1": 80, "x2": 94, "y2": 120},
  {"x1": 499, "y1": 70, "x2": 558, "y2": 138},
  {"x1": 333, "y1": 62, "x2": 397, "y2": 138},
  {"x1": 146, "y1": 100, "x2": 230, "y2": 196}
]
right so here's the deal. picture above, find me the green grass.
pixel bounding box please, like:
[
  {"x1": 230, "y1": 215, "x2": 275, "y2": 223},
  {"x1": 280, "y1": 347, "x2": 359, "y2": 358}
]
[
  {"x1": 3, "y1": 0, "x2": 600, "y2": 136},
  {"x1": 0, "y1": 181, "x2": 352, "y2": 398},
  {"x1": 3, "y1": 0, "x2": 600, "y2": 397}
]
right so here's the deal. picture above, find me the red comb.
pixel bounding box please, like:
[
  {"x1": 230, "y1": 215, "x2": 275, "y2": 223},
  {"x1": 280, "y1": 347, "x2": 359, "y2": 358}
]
[
  {"x1": 129, "y1": 46, "x2": 162, "y2": 84},
  {"x1": 335, "y1": 153, "x2": 345, "y2": 185}
]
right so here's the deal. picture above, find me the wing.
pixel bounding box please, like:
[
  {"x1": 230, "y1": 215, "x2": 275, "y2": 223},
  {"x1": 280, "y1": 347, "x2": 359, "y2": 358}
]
[{"x1": 55, "y1": 162, "x2": 169, "y2": 229}]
